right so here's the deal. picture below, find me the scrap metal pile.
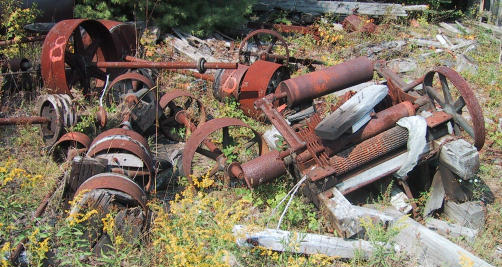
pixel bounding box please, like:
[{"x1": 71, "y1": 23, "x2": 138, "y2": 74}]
[{"x1": 0, "y1": 18, "x2": 491, "y2": 265}]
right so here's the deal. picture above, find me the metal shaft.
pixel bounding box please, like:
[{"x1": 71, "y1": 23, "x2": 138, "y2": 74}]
[
  {"x1": 96, "y1": 61, "x2": 237, "y2": 69},
  {"x1": 0, "y1": 116, "x2": 50, "y2": 125}
]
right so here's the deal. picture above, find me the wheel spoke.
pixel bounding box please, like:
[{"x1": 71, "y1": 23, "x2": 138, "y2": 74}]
[
  {"x1": 222, "y1": 127, "x2": 232, "y2": 150},
  {"x1": 453, "y1": 96, "x2": 465, "y2": 113},
  {"x1": 265, "y1": 36, "x2": 278, "y2": 53},
  {"x1": 452, "y1": 113, "x2": 475, "y2": 138},
  {"x1": 252, "y1": 35, "x2": 263, "y2": 50},
  {"x1": 439, "y1": 73, "x2": 453, "y2": 105},
  {"x1": 85, "y1": 41, "x2": 99, "y2": 60},
  {"x1": 195, "y1": 147, "x2": 220, "y2": 160},
  {"x1": 88, "y1": 66, "x2": 107, "y2": 80},
  {"x1": 73, "y1": 27, "x2": 85, "y2": 55},
  {"x1": 425, "y1": 86, "x2": 446, "y2": 107}
]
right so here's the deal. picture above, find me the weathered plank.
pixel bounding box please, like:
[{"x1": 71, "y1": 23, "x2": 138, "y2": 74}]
[
  {"x1": 423, "y1": 169, "x2": 445, "y2": 217},
  {"x1": 253, "y1": 1, "x2": 409, "y2": 16},
  {"x1": 233, "y1": 225, "x2": 374, "y2": 259},
  {"x1": 425, "y1": 218, "x2": 478, "y2": 243},
  {"x1": 69, "y1": 156, "x2": 107, "y2": 193},
  {"x1": 439, "y1": 139, "x2": 480, "y2": 180},
  {"x1": 444, "y1": 200, "x2": 486, "y2": 230}
]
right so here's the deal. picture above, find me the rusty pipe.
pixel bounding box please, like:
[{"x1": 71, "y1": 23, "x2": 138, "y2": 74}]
[
  {"x1": 95, "y1": 61, "x2": 237, "y2": 70},
  {"x1": 278, "y1": 56, "x2": 374, "y2": 106},
  {"x1": 229, "y1": 150, "x2": 287, "y2": 188},
  {"x1": 0, "y1": 116, "x2": 50, "y2": 125},
  {"x1": 125, "y1": 56, "x2": 215, "y2": 81}
]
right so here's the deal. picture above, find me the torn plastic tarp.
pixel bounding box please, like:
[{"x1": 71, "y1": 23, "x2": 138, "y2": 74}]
[{"x1": 394, "y1": 115, "x2": 427, "y2": 179}]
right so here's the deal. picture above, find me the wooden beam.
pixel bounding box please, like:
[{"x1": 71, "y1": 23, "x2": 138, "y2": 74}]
[
  {"x1": 425, "y1": 218, "x2": 478, "y2": 243},
  {"x1": 253, "y1": 1, "x2": 409, "y2": 17},
  {"x1": 233, "y1": 225, "x2": 375, "y2": 259}
]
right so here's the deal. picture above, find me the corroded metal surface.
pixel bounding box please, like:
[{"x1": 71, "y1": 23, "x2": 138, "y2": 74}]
[
  {"x1": 342, "y1": 15, "x2": 377, "y2": 33},
  {"x1": 75, "y1": 172, "x2": 148, "y2": 215},
  {"x1": 99, "y1": 20, "x2": 137, "y2": 59},
  {"x1": 238, "y1": 150, "x2": 287, "y2": 187},
  {"x1": 41, "y1": 19, "x2": 118, "y2": 95},
  {"x1": 213, "y1": 64, "x2": 249, "y2": 100},
  {"x1": 278, "y1": 56, "x2": 373, "y2": 106},
  {"x1": 423, "y1": 66, "x2": 485, "y2": 150},
  {"x1": 36, "y1": 94, "x2": 76, "y2": 147},
  {"x1": 239, "y1": 60, "x2": 289, "y2": 118}
]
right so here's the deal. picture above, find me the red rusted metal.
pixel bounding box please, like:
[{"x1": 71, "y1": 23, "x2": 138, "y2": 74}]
[
  {"x1": 87, "y1": 128, "x2": 154, "y2": 191},
  {"x1": 106, "y1": 72, "x2": 154, "y2": 106},
  {"x1": 342, "y1": 15, "x2": 377, "y2": 33},
  {"x1": 423, "y1": 66, "x2": 485, "y2": 150},
  {"x1": 95, "y1": 61, "x2": 237, "y2": 69},
  {"x1": 181, "y1": 118, "x2": 267, "y2": 183},
  {"x1": 307, "y1": 126, "x2": 409, "y2": 181},
  {"x1": 75, "y1": 172, "x2": 148, "y2": 215},
  {"x1": 239, "y1": 29, "x2": 290, "y2": 65},
  {"x1": 278, "y1": 56, "x2": 373, "y2": 107},
  {"x1": 0, "y1": 35, "x2": 46, "y2": 47},
  {"x1": 126, "y1": 56, "x2": 215, "y2": 81},
  {"x1": 159, "y1": 89, "x2": 207, "y2": 125},
  {"x1": 247, "y1": 21, "x2": 320, "y2": 40},
  {"x1": 235, "y1": 150, "x2": 287, "y2": 188},
  {"x1": 213, "y1": 64, "x2": 249, "y2": 100},
  {"x1": 41, "y1": 19, "x2": 118, "y2": 95},
  {"x1": 425, "y1": 111, "x2": 453, "y2": 128},
  {"x1": 0, "y1": 116, "x2": 50, "y2": 125},
  {"x1": 53, "y1": 131, "x2": 91, "y2": 150},
  {"x1": 99, "y1": 20, "x2": 137, "y2": 59},
  {"x1": 36, "y1": 94, "x2": 76, "y2": 147},
  {"x1": 51, "y1": 132, "x2": 91, "y2": 161},
  {"x1": 239, "y1": 60, "x2": 289, "y2": 118}
]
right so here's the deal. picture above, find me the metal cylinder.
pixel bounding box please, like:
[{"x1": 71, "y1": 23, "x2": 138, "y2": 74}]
[
  {"x1": 279, "y1": 56, "x2": 374, "y2": 106},
  {"x1": 240, "y1": 150, "x2": 287, "y2": 187},
  {"x1": 95, "y1": 61, "x2": 237, "y2": 69},
  {"x1": 0, "y1": 116, "x2": 49, "y2": 125}
]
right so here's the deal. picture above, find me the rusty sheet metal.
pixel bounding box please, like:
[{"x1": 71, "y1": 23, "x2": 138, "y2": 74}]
[
  {"x1": 75, "y1": 172, "x2": 148, "y2": 215},
  {"x1": 213, "y1": 64, "x2": 249, "y2": 100},
  {"x1": 278, "y1": 56, "x2": 373, "y2": 107},
  {"x1": 99, "y1": 20, "x2": 137, "y2": 59},
  {"x1": 41, "y1": 19, "x2": 118, "y2": 95},
  {"x1": 239, "y1": 60, "x2": 289, "y2": 118},
  {"x1": 53, "y1": 131, "x2": 91, "y2": 150},
  {"x1": 181, "y1": 118, "x2": 267, "y2": 182},
  {"x1": 239, "y1": 29, "x2": 290, "y2": 65},
  {"x1": 423, "y1": 66, "x2": 485, "y2": 150},
  {"x1": 0, "y1": 116, "x2": 49, "y2": 125},
  {"x1": 426, "y1": 111, "x2": 453, "y2": 128},
  {"x1": 236, "y1": 150, "x2": 287, "y2": 188},
  {"x1": 308, "y1": 126, "x2": 409, "y2": 181},
  {"x1": 342, "y1": 15, "x2": 377, "y2": 33}
]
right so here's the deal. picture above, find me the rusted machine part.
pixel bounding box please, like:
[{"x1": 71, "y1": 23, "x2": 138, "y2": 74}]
[
  {"x1": 239, "y1": 60, "x2": 290, "y2": 118},
  {"x1": 342, "y1": 15, "x2": 377, "y2": 33},
  {"x1": 21, "y1": 0, "x2": 74, "y2": 23},
  {"x1": 373, "y1": 60, "x2": 421, "y2": 104},
  {"x1": 37, "y1": 94, "x2": 77, "y2": 147},
  {"x1": 105, "y1": 71, "x2": 154, "y2": 107},
  {"x1": 423, "y1": 67, "x2": 485, "y2": 150},
  {"x1": 181, "y1": 117, "x2": 267, "y2": 182},
  {"x1": 256, "y1": 96, "x2": 306, "y2": 151},
  {"x1": 159, "y1": 90, "x2": 207, "y2": 137},
  {"x1": 278, "y1": 56, "x2": 373, "y2": 107},
  {"x1": 99, "y1": 20, "x2": 137, "y2": 59},
  {"x1": 86, "y1": 128, "x2": 154, "y2": 191},
  {"x1": 0, "y1": 116, "x2": 50, "y2": 125},
  {"x1": 95, "y1": 60, "x2": 237, "y2": 72},
  {"x1": 229, "y1": 150, "x2": 287, "y2": 188},
  {"x1": 74, "y1": 172, "x2": 148, "y2": 216},
  {"x1": 247, "y1": 21, "x2": 320, "y2": 40},
  {"x1": 125, "y1": 56, "x2": 215, "y2": 81},
  {"x1": 0, "y1": 35, "x2": 46, "y2": 47},
  {"x1": 51, "y1": 132, "x2": 91, "y2": 162},
  {"x1": 213, "y1": 64, "x2": 249, "y2": 100},
  {"x1": 41, "y1": 19, "x2": 118, "y2": 96},
  {"x1": 239, "y1": 29, "x2": 290, "y2": 65},
  {"x1": 308, "y1": 126, "x2": 409, "y2": 181},
  {"x1": 296, "y1": 101, "x2": 416, "y2": 163},
  {"x1": 0, "y1": 58, "x2": 32, "y2": 72}
]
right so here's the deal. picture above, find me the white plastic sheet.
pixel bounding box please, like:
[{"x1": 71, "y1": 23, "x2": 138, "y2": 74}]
[{"x1": 394, "y1": 116, "x2": 427, "y2": 179}]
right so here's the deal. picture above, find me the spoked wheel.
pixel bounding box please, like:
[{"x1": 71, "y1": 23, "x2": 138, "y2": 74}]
[
  {"x1": 51, "y1": 132, "x2": 91, "y2": 162},
  {"x1": 159, "y1": 90, "x2": 206, "y2": 141},
  {"x1": 239, "y1": 29, "x2": 290, "y2": 65},
  {"x1": 41, "y1": 19, "x2": 118, "y2": 97},
  {"x1": 181, "y1": 118, "x2": 268, "y2": 185},
  {"x1": 106, "y1": 71, "x2": 155, "y2": 108},
  {"x1": 423, "y1": 66, "x2": 485, "y2": 150}
]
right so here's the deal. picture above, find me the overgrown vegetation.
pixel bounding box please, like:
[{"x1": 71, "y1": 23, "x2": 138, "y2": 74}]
[{"x1": 74, "y1": 0, "x2": 255, "y2": 37}]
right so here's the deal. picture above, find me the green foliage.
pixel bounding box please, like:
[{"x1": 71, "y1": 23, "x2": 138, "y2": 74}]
[
  {"x1": 360, "y1": 217, "x2": 405, "y2": 267},
  {"x1": 0, "y1": 0, "x2": 40, "y2": 57},
  {"x1": 74, "y1": 0, "x2": 256, "y2": 37}
]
